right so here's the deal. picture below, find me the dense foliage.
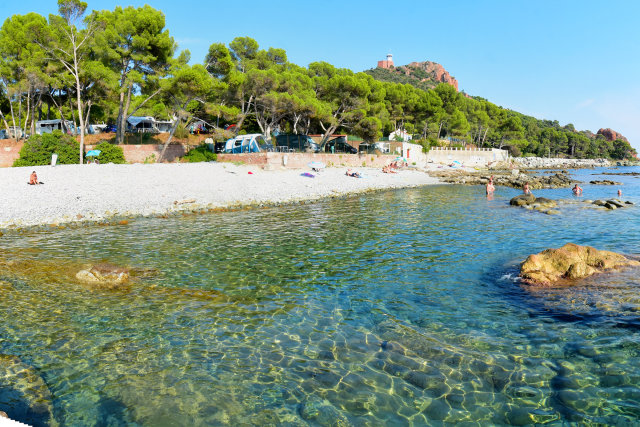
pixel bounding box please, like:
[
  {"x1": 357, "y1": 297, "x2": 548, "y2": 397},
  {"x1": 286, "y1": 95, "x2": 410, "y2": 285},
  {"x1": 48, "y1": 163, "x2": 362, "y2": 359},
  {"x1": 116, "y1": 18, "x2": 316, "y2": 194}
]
[
  {"x1": 92, "y1": 142, "x2": 125, "y2": 164},
  {"x1": 182, "y1": 144, "x2": 217, "y2": 163},
  {"x1": 364, "y1": 67, "x2": 438, "y2": 92},
  {"x1": 0, "y1": 2, "x2": 635, "y2": 160},
  {"x1": 13, "y1": 131, "x2": 79, "y2": 166}
]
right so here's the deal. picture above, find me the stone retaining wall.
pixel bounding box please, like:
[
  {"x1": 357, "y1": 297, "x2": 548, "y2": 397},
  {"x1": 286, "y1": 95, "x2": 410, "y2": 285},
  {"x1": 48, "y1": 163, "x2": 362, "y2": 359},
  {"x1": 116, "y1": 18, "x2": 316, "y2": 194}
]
[
  {"x1": 426, "y1": 147, "x2": 509, "y2": 166},
  {"x1": 217, "y1": 152, "x2": 397, "y2": 169}
]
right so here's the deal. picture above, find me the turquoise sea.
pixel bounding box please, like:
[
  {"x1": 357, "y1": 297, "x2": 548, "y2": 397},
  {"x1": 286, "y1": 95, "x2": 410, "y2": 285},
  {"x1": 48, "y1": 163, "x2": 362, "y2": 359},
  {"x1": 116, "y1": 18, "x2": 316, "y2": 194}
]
[{"x1": 1, "y1": 166, "x2": 640, "y2": 426}]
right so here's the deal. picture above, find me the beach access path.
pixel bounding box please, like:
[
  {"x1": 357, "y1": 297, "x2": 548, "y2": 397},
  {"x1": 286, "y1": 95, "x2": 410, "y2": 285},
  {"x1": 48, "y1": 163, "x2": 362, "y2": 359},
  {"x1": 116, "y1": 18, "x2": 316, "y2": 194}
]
[{"x1": 0, "y1": 162, "x2": 442, "y2": 229}]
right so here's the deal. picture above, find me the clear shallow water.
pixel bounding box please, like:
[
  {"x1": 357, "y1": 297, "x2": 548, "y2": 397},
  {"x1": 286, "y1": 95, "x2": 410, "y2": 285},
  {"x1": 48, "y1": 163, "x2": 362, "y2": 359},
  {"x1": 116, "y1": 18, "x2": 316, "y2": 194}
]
[{"x1": 1, "y1": 167, "x2": 640, "y2": 425}]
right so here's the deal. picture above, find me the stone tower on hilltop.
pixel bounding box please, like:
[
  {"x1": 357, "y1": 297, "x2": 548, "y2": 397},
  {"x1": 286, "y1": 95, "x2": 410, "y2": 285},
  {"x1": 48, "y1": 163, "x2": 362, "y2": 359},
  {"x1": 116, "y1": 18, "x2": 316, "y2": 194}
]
[{"x1": 377, "y1": 53, "x2": 394, "y2": 69}]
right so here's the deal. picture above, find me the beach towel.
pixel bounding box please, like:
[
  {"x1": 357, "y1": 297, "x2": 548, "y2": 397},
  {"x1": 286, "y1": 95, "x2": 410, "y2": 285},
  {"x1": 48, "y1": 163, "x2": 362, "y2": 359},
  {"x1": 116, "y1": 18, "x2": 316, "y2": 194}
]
[{"x1": 301, "y1": 172, "x2": 315, "y2": 178}]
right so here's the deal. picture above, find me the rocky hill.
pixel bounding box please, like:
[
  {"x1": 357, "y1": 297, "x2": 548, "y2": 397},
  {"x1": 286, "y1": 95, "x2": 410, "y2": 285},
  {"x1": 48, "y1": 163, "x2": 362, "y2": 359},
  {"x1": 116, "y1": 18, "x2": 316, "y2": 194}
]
[
  {"x1": 365, "y1": 61, "x2": 459, "y2": 92},
  {"x1": 597, "y1": 128, "x2": 628, "y2": 142}
]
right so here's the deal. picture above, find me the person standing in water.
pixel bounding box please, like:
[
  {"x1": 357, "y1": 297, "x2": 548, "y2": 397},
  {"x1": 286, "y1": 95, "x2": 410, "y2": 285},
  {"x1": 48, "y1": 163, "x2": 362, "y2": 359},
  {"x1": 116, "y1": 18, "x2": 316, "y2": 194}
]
[
  {"x1": 486, "y1": 180, "x2": 495, "y2": 195},
  {"x1": 572, "y1": 184, "x2": 583, "y2": 196},
  {"x1": 523, "y1": 182, "x2": 531, "y2": 195},
  {"x1": 618, "y1": 189, "x2": 622, "y2": 197}
]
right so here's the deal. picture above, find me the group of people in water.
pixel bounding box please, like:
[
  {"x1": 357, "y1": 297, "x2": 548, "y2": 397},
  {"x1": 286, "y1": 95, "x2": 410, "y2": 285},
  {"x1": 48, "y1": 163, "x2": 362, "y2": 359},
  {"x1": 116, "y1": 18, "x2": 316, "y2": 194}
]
[{"x1": 486, "y1": 175, "x2": 622, "y2": 198}]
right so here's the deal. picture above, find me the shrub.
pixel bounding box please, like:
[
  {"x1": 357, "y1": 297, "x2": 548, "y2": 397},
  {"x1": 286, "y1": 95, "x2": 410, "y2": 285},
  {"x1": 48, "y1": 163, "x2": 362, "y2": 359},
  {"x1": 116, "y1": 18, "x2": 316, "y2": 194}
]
[
  {"x1": 173, "y1": 124, "x2": 189, "y2": 139},
  {"x1": 14, "y1": 131, "x2": 80, "y2": 166},
  {"x1": 182, "y1": 144, "x2": 217, "y2": 163},
  {"x1": 93, "y1": 142, "x2": 126, "y2": 164}
]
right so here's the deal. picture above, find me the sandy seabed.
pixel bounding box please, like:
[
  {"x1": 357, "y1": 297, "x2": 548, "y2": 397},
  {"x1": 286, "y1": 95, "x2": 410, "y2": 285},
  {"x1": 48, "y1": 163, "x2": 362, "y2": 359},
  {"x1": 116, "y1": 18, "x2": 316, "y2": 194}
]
[{"x1": 0, "y1": 162, "x2": 441, "y2": 229}]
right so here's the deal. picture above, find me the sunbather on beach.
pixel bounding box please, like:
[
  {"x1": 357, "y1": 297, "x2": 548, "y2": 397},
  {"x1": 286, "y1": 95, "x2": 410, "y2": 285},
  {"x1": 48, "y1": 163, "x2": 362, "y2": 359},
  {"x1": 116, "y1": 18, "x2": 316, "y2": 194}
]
[
  {"x1": 345, "y1": 169, "x2": 361, "y2": 178},
  {"x1": 382, "y1": 165, "x2": 397, "y2": 174},
  {"x1": 28, "y1": 171, "x2": 43, "y2": 185}
]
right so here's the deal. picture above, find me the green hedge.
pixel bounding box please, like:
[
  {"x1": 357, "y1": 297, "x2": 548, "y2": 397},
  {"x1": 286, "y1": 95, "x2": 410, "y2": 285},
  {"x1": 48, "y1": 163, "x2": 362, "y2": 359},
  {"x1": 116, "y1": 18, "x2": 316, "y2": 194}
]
[
  {"x1": 92, "y1": 142, "x2": 126, "y2": 164},
  {"x1": 182, "y1": 144, "x2": 217, "y2": 162},
  {"x1": 13, "y1": 131, "x2": 80, "y2": 166}
]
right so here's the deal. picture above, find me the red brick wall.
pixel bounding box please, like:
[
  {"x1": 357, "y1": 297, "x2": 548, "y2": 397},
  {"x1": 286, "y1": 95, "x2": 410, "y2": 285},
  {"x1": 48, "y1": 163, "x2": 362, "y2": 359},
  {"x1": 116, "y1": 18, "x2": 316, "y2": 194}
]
[
  {"x1": 0, "y1": 140, "x2": 23, "y2": 167},
  {"x1": 218, "y1": 152, "x2": 395, "y2": 169},
  {"x1": 86, "y1": 144, "x2": 187, "y2": 163},
  {"x1": 1, "y1": 142, "x2": 398, "y2": 168}
]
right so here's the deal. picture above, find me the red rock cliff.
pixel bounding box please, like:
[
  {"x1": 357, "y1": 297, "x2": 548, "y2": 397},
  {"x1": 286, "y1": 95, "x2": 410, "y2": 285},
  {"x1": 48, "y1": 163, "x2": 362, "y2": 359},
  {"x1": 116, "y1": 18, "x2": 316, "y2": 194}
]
[
  {"x1": 597, "y1": 128, "x2": 628, "y2": 142},
  {"x1": 404, "y1": 61, "x2": 459, "y2": 91}
]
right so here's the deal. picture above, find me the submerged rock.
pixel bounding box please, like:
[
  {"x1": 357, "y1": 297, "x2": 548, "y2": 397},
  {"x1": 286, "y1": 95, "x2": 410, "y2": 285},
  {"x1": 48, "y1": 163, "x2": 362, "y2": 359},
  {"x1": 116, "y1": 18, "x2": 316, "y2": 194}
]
[
  {"x1": 76, "y1": 263, "x2": 130, "y2": 288},
  {"x1": 0, "y1": 354, "x2": 55, "y2": 426},
  {"x1": 520, "y1": 243, "x2": 640, "y2": 286}
]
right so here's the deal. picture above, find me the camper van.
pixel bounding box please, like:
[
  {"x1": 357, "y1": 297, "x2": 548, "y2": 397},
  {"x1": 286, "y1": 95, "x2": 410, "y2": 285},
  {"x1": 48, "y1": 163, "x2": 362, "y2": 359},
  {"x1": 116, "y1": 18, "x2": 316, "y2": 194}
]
[
  {"x1": 127, "y1": 116, "x2": 159, "y2": 133},
  {"x1": 224, "y1": 134, "x2": 274, "y2": 153},
  {"x1": 35, "y1": 119, "x2": 75, "y2": 135},
  {"x1": 275, "y1": 134, "x2": 320, "y2": 152}
]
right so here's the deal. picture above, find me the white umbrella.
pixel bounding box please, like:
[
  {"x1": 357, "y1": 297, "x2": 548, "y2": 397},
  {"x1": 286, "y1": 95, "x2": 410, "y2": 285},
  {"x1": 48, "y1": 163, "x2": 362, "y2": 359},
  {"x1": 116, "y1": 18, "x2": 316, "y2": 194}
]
[{"x1": 307, "y1": 161, "x2": 326, "y2": 170}]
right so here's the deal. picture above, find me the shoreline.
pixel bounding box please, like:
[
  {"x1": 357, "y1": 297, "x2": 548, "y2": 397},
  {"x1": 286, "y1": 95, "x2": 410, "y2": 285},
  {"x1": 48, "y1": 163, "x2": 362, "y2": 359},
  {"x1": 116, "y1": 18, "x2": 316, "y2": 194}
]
[{"x1": 0, "y1": 163, "x2": 442, "y2": 231}]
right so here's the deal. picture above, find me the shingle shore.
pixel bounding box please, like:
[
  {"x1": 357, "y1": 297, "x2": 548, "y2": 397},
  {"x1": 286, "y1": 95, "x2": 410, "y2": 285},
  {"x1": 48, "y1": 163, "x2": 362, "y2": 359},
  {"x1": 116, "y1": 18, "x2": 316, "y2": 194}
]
[{"x1": 0, "y1": 162, "x2": 441, "y2": 229}]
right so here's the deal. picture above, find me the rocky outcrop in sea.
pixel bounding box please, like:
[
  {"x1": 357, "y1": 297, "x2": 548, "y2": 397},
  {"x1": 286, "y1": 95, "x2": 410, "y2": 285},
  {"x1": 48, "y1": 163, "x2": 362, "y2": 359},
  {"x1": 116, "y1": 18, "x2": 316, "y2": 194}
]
[
  {"x1": 520, "y1": 243, "x2": 640, "y2": 286},
  {"x1": 512, "y1": 157, "x2": 611, "y2": 169},
  {"x1": 431, "y1": 169, "x2": 574, "y2": 190}
]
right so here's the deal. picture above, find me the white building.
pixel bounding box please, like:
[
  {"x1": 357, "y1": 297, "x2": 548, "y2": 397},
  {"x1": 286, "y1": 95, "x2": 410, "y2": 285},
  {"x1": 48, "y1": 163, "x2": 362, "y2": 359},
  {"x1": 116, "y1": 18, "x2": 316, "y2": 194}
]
[{"x1": 389, "y1": 129, "x2": 412, "y2": 142}]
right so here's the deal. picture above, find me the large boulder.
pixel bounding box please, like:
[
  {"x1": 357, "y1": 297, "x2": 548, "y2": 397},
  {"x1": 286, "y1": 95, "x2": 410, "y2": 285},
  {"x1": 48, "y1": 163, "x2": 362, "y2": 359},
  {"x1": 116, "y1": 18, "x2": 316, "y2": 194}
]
[
  {"x1": 510, "y1": 193, "x2": 536, "y2": 206},
  {"x1": 520, "y1": 243, "x2": 640, "y2": 286},
  {"x1": 76, "y1": 263, "x2": 130, "y2": 288}
]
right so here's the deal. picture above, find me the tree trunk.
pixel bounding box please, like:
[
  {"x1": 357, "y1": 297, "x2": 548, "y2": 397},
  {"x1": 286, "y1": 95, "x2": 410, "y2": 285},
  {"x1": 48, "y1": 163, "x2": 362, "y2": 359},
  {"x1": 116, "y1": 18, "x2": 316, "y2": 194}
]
[
  {"x1": 17, "y1": 95, "x2": 22, "y2": 139},
  {"x1": 74, "y1": 58, "x2": 85, "y2": 164},
  {"x1": 0, "y1": 109, "x2": 10, "y2": 133},
  {"x1": 115, "y1": 91, "x2": 125, "y2": 144},
  {"x1": 117, "y1": 85, "x2": 133, "y2": 144},
  {"x1": 66, "y1": 88, "x2": 78, "y2": 131},
  {"x1": 23, "y1": 87, "x2": 31, "y2": 140},
  {"x1": 127, "y1": 87, "x2": 162, "y2": 118},
  {"x1": 158, "y1": 116, "x2": 181, "y2": 162},
  {"x1": 234, "y1": 95, "x2": 253, "y2": 135},
  {"x1": 85, "y1": 100, "x2": 93, "y2": 134},
  {"x1": 320, "y1": 123, "x2": 339, "y2": 145}
]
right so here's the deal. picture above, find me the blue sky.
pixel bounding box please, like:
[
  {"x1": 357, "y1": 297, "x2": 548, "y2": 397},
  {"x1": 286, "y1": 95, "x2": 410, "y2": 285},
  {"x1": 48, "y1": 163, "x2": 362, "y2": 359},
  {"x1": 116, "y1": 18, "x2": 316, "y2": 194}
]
[{"x1": 2, "y1": 0, "x2": 639, "y2": 149}]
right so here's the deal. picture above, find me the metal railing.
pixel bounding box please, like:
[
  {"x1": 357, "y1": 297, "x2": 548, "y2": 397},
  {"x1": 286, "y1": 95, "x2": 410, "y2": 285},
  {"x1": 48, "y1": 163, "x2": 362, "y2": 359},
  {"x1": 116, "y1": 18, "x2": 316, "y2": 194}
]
[{"x1": 430, "y1": 147, "x2": 496, "y2": 151}]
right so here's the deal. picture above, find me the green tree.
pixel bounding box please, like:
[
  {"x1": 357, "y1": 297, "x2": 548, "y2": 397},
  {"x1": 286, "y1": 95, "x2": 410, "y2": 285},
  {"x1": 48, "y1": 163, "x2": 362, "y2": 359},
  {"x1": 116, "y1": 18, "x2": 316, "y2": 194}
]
[
  {"x1": 33, "y1": 0, "x2": 103, "y2": 163},
  {"x1": 158, "y1": 60, "x2": 215, "y2": 162},
  {"x1": 0, "y1": 12, "x2": 49, "y2": 137},
  {"x1": 92, "y1": 5, "x2": 175, "y2": 145}
]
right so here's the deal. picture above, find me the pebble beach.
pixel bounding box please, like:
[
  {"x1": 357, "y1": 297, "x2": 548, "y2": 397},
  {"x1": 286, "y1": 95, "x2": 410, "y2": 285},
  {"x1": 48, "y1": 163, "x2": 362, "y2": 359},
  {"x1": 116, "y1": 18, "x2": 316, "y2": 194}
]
[{"x1": 0, "y1": 162, "x2": 441, "y2": 229}]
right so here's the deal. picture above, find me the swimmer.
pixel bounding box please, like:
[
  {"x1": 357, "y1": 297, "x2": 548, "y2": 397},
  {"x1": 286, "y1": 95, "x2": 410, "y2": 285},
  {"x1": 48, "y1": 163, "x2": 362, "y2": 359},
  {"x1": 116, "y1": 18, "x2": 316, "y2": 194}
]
[
  {"x1": 523, "y1": 182, "x2": 531, "y2": 195},
  {"x1": 572, "y1": 184, "x2": 583, "y2": 196},
  {"x1": 486, "y1": 181, "x2": 495, "y2": 195},
  {"x1": 618, "y1": 189, "x2": 622, "y2": 197}
]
